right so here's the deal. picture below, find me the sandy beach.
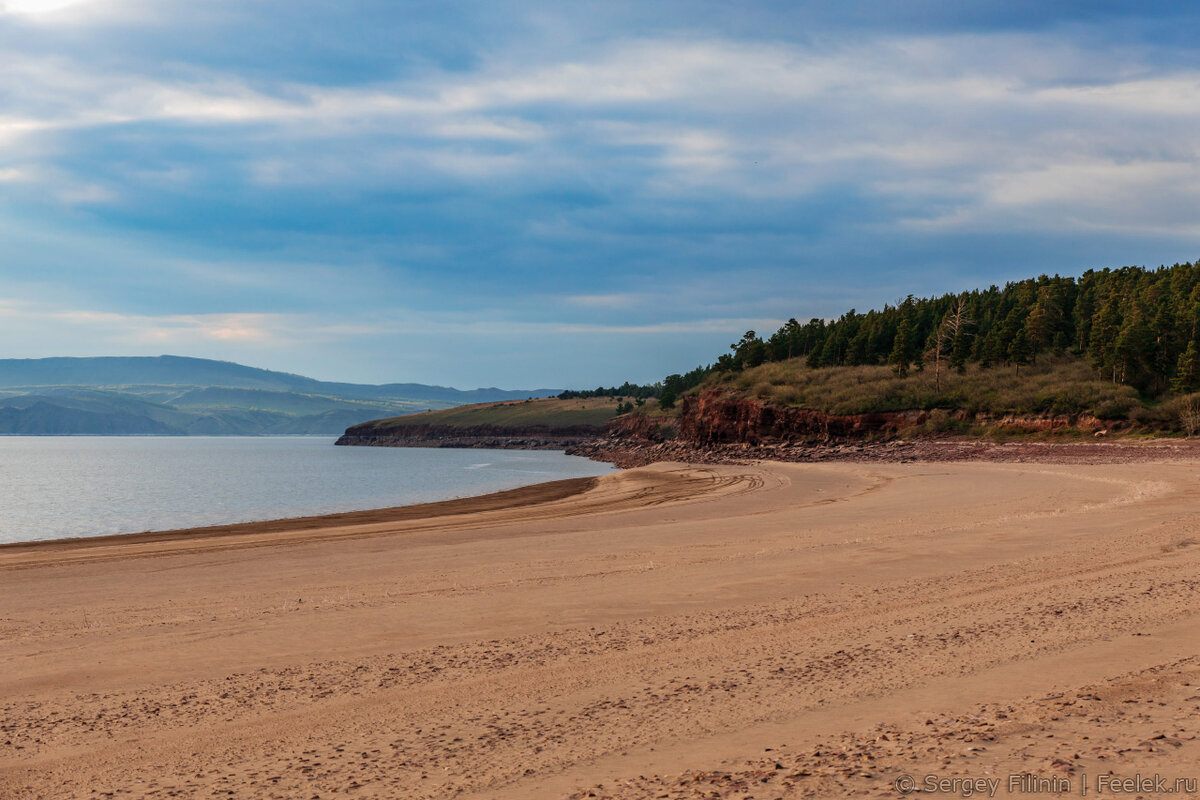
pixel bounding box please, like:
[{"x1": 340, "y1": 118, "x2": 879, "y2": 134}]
[{"x1": 3, "y1": 459, "x2": 1199, "y2": 798}]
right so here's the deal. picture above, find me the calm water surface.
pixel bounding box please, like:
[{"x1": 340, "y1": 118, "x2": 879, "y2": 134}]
[{"x1": 0, "y1": 437, "x2": 615, "y2": 544}]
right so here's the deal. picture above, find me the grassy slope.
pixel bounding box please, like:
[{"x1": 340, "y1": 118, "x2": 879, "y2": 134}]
[
  {"x1": 697, "y1": 353, "x2": 1193, "y2": 428},
  {"x1": 356, "y1": 397, "x2": 622, "y2": 431}
]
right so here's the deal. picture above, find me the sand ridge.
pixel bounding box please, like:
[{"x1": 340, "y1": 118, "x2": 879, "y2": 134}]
[{"x1": 2, "y1": 459, "x2": 1199, "y2": 798}]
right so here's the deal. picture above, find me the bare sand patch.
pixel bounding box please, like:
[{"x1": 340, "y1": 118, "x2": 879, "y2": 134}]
[{"x1": 2, "y1": 459, "x2": 1199, "y2": 798}]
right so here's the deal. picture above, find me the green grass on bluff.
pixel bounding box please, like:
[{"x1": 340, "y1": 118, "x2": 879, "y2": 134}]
[
  {"x1": 359, "y1": 396, "x2": 623, "y2": 431},
  {"x1": 698, "y1": 352, "x2": 1191, "y2": 426}
]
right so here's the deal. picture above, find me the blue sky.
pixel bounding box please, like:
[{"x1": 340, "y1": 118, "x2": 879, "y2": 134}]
[{"x1": 2, "y1": 1, "x2": 1199, "y2": 388}]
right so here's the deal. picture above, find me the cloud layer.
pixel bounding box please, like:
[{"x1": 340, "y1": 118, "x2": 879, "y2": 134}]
[{"x1": 1, "y1": 1, "x2": 1198, "y2": 385}]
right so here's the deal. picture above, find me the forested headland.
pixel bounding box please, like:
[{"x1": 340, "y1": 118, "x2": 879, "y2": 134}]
[
  {"x1": 588, "y1": 262, "x2": 1200, "y2": 434},
  {"x1": 349, "y1": 262, "x2": 1200, "y2": 446},
  {"x1": 718, "y1": 262, "x2": 1200, "y2": 395}
]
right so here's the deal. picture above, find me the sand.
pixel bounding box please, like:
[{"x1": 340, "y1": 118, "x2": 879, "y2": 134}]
[{"x1": 2, "y1": 459, "x2": 1199, "y2": 798}]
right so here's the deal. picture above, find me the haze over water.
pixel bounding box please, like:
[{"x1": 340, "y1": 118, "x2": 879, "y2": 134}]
[{"x1": 0, "y1": 437, "x2": 614, "y2": 544}]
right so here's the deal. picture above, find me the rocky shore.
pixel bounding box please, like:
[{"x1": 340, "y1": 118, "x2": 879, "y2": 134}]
[
  {"x1": 334, "y1": 423, "x2": 604, "y2": 450},
  {"x1": 565, "y1": 390, "x2": 1191, "y2": 467},
  {"x1": 336, "y1": 432, "x2": 595, "y2": 450},
  {"x1": 338, "y1": 388, "x2": 1186, "y2": 468},
  {"x1": 566, "y1": 434, "x2": 1200, "y2": 468}
]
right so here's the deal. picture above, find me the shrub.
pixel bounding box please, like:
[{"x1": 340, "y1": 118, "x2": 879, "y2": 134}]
[
  {"x1": 924, "y1": 409, "x2": 967, "y2": 434},
  {"x1": 1151, "y1": 393, "x2": 1200, "y2": 435},
  {"x1": 1095, "y1": 397, "x2": 1137, "y2": 420},
  {"x1": 1179, "y1": 398, "x2": 1200, "y2": 437},
  {"x1": 773, "y1": 385, "x2": 802, "y2": 405},
  {"x1": 699, "y1": 353, "x2": 1159, "y2": 423}
]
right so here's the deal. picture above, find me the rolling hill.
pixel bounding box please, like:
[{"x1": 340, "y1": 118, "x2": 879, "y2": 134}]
[{"x1": 0, "y1": 356, "x2": 560, "y2": 435}]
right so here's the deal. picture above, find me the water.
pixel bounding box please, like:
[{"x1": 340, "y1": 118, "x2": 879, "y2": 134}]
[{"x1": 0, "y1": 437, "x2": 615, "y2": 544}]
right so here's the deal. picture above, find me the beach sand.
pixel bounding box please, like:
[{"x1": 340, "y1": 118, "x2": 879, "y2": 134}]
[{"x1": 2, "y1": 459, "x2": 1199, "y2": 798}]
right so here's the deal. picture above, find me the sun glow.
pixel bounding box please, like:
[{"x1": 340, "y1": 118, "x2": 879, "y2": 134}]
[{"x1": 2, "y1": 0, "x2": 93, "y2": 15}]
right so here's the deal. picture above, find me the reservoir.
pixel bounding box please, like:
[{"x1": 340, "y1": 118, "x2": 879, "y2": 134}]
[{"x1": 0, "y1": 436, "x2": 614, "y2": 544}]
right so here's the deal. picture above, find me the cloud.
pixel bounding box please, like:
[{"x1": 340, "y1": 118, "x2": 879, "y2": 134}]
[
  {"x1": 3, "y1": 3, "x2": 1200, "y2": 385},
  {"x1": 45, "y1": 308, "x2": 281, "y2": 344},
  {"x1": 431, "y1": 117, "x2": 545, "y2": 141},
  {"x1": 56, "y1": 182, "x2": 115, "y2": 204},
  {"x1": 564, "y1": 293, "x2": 644, "y2": 309},
  {"x1": 0, "y1": 0, "x2": 153, "y2": 26},
  {"x1": 2, "y1": 0, "x2": 96, "y2": 17},
  {"x1": 1034, "y1": 76, "x2": 1200, "y2": 116},
  {"x1": 0, "y1": 291, "x2": 777, "y2": 385},
  {"x1": 0, "y1": 288, "x2": 780, "y2": 347},
  {"x1": 5, "y1": 29, "x2": 1200, "y2": 214}
]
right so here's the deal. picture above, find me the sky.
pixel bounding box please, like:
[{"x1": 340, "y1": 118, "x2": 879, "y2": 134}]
[{"x1": 2, "y1": 1, "x2": 1200, "y2": 388}]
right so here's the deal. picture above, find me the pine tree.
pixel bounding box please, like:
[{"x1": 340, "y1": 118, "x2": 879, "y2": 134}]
[
  {"x1": 1008, "y1": 328, "x2": 1032, "y2": 376},
  {"x1": 1172, "y1": 341, "x2": 1200, "y2": 394},
  {"x1": 889, "y1": 317, "x2": 914, "y2": 377}
]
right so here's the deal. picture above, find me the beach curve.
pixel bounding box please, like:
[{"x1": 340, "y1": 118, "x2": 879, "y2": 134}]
[{"x1": 2, "y1": 458, "x2": 1199, "y2": 798}]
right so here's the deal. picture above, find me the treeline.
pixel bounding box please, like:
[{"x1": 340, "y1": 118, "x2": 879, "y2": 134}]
[
  {"x1": 558, "y1": 364, "x2": 711, "y2": 409},
  {"x1": 558, "y1": 382, "x2": 659, "y2": 400},
  {"x1": 717, "y1": 262, "x2": 1200, "y2": 396}
]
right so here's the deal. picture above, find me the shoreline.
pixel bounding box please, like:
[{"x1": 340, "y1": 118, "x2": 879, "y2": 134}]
[
  {"x1": 5, "y1": 458, "x2": 1200, "y2": 798},
  {"x1": 568, "y1": 432, "x2": 1200, "y2": 467},
  {"x1": 0, "y1": 476, "x2": 602, "y2": 555},
  {"x1": 13, "y1": 433, "x2": 1196, "y2": 553},
  {"x1": 25, "y1": 433, "x2": 1195, "y2": 553},
  {"x1": 0, "y1": 464, "x2": 752, "y2": 571}
]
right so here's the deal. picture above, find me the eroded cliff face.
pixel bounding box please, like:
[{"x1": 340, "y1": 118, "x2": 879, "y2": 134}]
[
  {"x1": 679, "y1": 391, "x2": 919, "y2": 445},
  {"x1": 612, "y1": 390, "x2": 1110, "y2": 449},
  {"x1": 603, "y1": 412, "x2": 676, "y2": 442},
  {"x1": 337, "y1": 391, "x2": 1114, "y2": 464},
  {"x1": 566, "y1": 391, "x2": 1115, "y2": 466}
]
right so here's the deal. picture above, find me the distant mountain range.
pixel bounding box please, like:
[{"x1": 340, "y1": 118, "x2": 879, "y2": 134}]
[{"x1": 0, "y1": 356, "x2": 560, "y2": 435}]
